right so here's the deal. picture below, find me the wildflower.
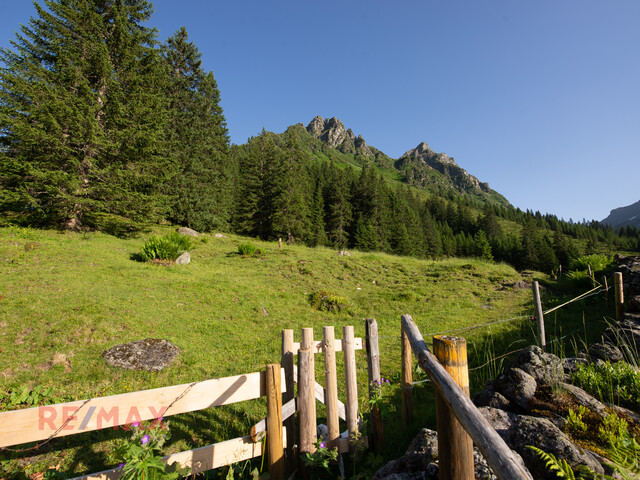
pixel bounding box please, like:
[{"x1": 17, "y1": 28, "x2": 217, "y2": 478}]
[
  {"x1": 118, "y1": 463, "x2": 125, "y2": 468},
  {"x1": 319, "y1": 442, "x2": 326, "y2": 449},
  {"x1": 141, "y1": 435, "x2": 150, "y2": 445},
  {"x1": 132, "y1": 421, "x2": 140, "y2": 428}
]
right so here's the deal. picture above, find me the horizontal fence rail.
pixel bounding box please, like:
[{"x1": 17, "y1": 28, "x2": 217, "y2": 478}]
[
  {"x1": 1, "y1": 368, "x2": 287, "y2": 480},
  {"x1": 401, "y1": 314, "x2": 533, "y2": 480}
]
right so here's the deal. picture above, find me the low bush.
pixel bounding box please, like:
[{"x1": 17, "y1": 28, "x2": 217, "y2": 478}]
[
  {"x1": 572, "y1": 361, "x2": 640, "y2": 410},
  {"x1": 137, "y1": 232, "x2": 192, "y2": 262},
  {"x1": 308, "y1": 291, "x2": 349, "y2": 313},
  {"x1": 237, "y1": 243, "x2": 260, "y2": 256}
]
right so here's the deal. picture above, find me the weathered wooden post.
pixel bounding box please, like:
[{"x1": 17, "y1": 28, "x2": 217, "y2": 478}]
[
  {"x1": 365, "y1": 318, "x2": 384, "y2": 453},
  {"x1": 266, "y1": 364, "x2": 284, "y2": 480},
  {"x1": 401, "y1": 314, "x2": 534, "y2": 479},
  {"x1": 281, "y1": 330, "x2": 295, "y2": 472},
  {"x1": 433, "y1": 336, "x2": 474, "y2": 480},
  {"x1": 323, "y1": 326, "x2": 340, "y2": 451},
  {"x1": 401, "y1": 321, "x2": 413, "y2": 427},
  {"x1": 532, "y1": 281, "x2": 546, "y2": 351},
  {"x1": 343, "y1": 326, "x2": 358, "y2": 446},
  {"x1": 298, "y1": 328, "x2": 316, "y2": 461},
  {"x1": 615, "y1": 272, "x2": 624, "y2": 320}
]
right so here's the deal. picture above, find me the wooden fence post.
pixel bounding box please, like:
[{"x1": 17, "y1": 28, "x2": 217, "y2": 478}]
[
  {"x1": 365, "y1": 318, "x2": 384, "y2": 453},
  {"x1": 401, "y1": 314, "x2": 533, "y2": 479},
  {"x1": 433, "y1": 336, "x2": 474, "y2": 480},
  {"x1": 298, "y1": 328, "x2": 316, "y2": 460},
  {"x1": 281, "y1": 330, "x2": 295, "y2": 473},
  {"x1": 615, "y1": 272, "x2": 624, "y2": 321},
  {"x1": 343, "y1": 326, "x2": 358, "y2": 445},
  {"x1": 266, "y1": 364, "x2": 284, "y2": 480},
  {"x1": 401, "y1": 321, "x2": 413, "y2": 427},
  {"x1": 532, "y1": 281, "x2": 546, "y2": 352},
  {"x1": 323, "y1": 326, "x2": 340, "y2": 451}
]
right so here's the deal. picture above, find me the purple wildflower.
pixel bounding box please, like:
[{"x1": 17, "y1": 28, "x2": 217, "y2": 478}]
[
  {"x1": 132, "y1": 422, "x2": 140, "y2": 428},
  {"x1": 141, "y1": 435, "x2": 150, "y2": 445},
  {"x1": 118, "y1": 463, "x2": 125, "y2": 468},
  {"x1": 319, "y1": 442, "x2": 326, "y2": 449}
]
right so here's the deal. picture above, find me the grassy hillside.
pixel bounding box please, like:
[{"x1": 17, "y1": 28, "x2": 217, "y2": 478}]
[{"x1": 0, "y1": 226, "x2": 614, "y2": 477}]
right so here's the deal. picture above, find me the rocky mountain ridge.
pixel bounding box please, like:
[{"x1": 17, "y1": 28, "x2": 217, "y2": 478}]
[
  {"x1": 305, "y1": 115, "x2": 501, "y2": 202},
  {"x1": 602, "y1": 200, "x2": 640, "y2": 229}
]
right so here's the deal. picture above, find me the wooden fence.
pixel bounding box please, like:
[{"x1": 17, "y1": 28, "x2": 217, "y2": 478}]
[
  {"x1": 401, "y1": 314, "x2": 534, "y2": 480},
  {"x1": 0, "y1": 367, "x2": 288, "y2": 480}
]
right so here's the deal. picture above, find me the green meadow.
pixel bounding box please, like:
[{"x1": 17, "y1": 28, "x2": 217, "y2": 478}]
[{"x1": 0, "y1": 226, "x2": 613, "y2": 477}]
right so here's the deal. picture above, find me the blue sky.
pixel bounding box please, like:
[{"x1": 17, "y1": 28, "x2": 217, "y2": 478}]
[{"x1": 1, "y1": 1, "x2": 639, "y2": 223}]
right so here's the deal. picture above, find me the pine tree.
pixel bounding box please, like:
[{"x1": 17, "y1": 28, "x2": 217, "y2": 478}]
[
  {"x1": 0, "y1": 0, "x2": 169, "y2": 230},
  {"x1": 163, "y1": 27, "x2": 230, "y2": 231},
  {"x1": 270, "y1": 131, "x2": 311, "y2": 243},
  {"x1": 326, "y1": 167, "x2": 353, "y2": 249}
]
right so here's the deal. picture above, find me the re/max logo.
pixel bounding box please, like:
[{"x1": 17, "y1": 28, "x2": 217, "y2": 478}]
[{"x1": 38, "y1": 406, "x2": 168, "y2": 431}]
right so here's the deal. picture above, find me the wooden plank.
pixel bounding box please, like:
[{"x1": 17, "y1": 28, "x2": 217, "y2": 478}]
[
  {"x1": 532, "y1": 281, "x2": 546, "y2": 351},
  {"x1": 71, "y1": 431, "x2": 288, "y2": 480},
  {"x1": 0, "y1": 370, "x2": 286, "y2": 448},
  {"x1": 298, "y1": 328, "x2": 316, "y2": 454},
  {"x1": 366, "y1": 318, "x2": 384, "y2": 453},
  {"x1": 401, "y1": 314, "x2": 533, "y2": 480},
  {"x1": 250, "y1": 397, "x2": 296, "y2": 442},
  {"x1": 292, "y1": 365, "x2": 346, "y2": 421},
  {"x1": 291, "y1": 337, "x2": 363, "y2": 354},
  {"x1": 266, "y1": 364, "x2": 284, "y2": 480},
  {"x1": 433, "y1": 335, "x2": 474, "y2": 480},
  {"x1": 401, "y1": 322, "x2": 413, "y2": 427},
  {"x1": 615, "y1": 272, "x2": 625, "y2": 320},
  {"x1": 323, "y1": 326, "x2": 340, "y2": 450},
  {"x1": 343, "y1": 326, "x2": 358, "y2": 443},
  {"x1": 281, "y1": 329, "x2": 296, "y2": 473}
]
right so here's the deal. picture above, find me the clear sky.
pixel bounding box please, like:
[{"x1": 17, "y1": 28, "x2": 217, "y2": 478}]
[{"x1": 1, "y1": 1, "x2": 639, "y2": 223}]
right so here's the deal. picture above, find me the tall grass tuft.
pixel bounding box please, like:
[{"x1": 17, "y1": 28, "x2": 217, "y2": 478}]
[{"x1": 137, "y1": 232, "x2": 192, "y2": 262}]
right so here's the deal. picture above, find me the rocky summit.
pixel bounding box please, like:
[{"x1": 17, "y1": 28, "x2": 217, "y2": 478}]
[{"x1": 306, "y1": 115, "x2": 373, "y2": 157}]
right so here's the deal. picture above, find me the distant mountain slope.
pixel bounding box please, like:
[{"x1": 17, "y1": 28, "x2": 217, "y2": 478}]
[
  {"x1": 303, "y1": 115, "x2": 510, "y2": 207},
  {"x1": 601, "y1": 200, "x2": 640, "y2": 229}
]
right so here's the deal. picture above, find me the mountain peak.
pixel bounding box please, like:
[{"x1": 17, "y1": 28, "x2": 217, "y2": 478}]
[{"x1": 306, "y1": 116, "x2": 373, "y2": 156}]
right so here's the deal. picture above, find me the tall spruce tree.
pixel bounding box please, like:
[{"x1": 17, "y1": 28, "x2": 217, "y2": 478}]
[
  {"x1": 0, "y1": 0, "x2": 169, "y2": 230},
  {"x1": 163, "y1": 27, "x2": 230, "y2": 231}
]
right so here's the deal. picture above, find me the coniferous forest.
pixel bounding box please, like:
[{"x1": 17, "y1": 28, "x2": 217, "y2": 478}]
[{"x1": 1, "y1": 0, "x2": 639, "y2": 274}]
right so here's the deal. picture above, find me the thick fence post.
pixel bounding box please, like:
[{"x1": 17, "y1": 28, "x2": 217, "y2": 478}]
[
  {"x1": 532, "y1": 281, "x2": 546, "y2": 351},
  {"x1": 323, "y1": 326, "x2": 340, "y2": 451},
  {"x1": 281, "y1": 330, "x2": 295, "y2": 473},
  {"x1": 366, "y1": 318, "x2": 384, "y2": 453},
  {"x1": 298, "y1": 328, "x2": 316, "y2": 463},
  {"x1": 401, "y1": 314, "x2": 533, "y2": 479},
  {"x1": 266, "y1": 364, "x2": 284, "y2": 480},
  {"x1": 343, "y1": 326, "x2": 359, "y2": 445},
  {"x1": 615, "y1": 272, "x2": 624, "y2": 320},
  {"x1": 433, "y1": 336, "x2": 474, "y2": 480},
  {"x1": 401, "y1": 321, "x2": 413, "y2": 427}
]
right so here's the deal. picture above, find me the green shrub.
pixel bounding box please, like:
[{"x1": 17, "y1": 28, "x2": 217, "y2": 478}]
[
  {"x1": 238, "y1": 243, "x2": 260, "y2": 256},
  {"x1": 572, "y1": 361, "x2": 640, "y2": 410},
  {"x1": 569, "y1": 254, "x2": 614, "y2": 274},
  {"x1": 308, "y1": 291, "x2": 349, "y2": 313},
  {"x1": 138, "y1": 232, "x2": 192, "y2": 262}
]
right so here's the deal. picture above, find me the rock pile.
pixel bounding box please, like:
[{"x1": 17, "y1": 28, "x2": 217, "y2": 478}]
[{"x1": 374, "y1": 256, "x2": 640, "y2": 479}]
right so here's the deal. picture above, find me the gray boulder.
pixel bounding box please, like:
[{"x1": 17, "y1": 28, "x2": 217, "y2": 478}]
[
  {"x1": 493, "y1": 368, "x2": 537, "y2": 410},
  {"x1": 102, "y1": 338, "x2": 179, "y2": 372},
  {"x1": 509, "y1": 345, "x2": 565, "y2": 384},
  {"x1": 372, "y1": 428, "x2": 497, "y2": 480},
  {"x1": 480, "y1": 407, "x2": 604, "y2": 480},
  {"x1": 177, "y1": 227, "x2": 199, "y2": 237},
  {"x1": 587, "y1": 342, "x2": 623, "y2": 362},
  {"x1": 175, "y1": 251, "x2": 191, "y2": 265}
]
